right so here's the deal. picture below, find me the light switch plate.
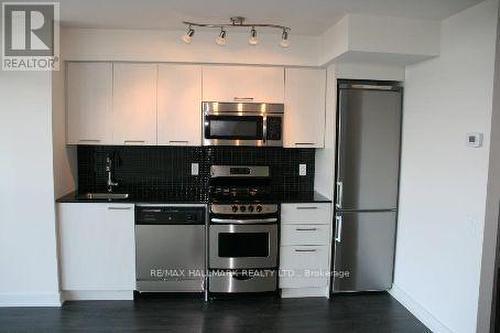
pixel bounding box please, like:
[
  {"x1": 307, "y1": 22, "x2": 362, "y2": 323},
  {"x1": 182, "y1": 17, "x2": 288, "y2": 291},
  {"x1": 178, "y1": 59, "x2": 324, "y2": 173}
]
[
  {"x1": 191, "y1": 163, "x2": 199, "y2": 176},
  {"x1": 299, "y1": 164, "x2": 307, "y2": 176}
]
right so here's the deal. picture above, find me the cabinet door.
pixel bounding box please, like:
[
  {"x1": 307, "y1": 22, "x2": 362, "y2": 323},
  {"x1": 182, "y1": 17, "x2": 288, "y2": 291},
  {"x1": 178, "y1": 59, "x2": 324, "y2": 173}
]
[
  {"x1": 202, "y1": 65, "x2": 284, "y2": 103},
  {"x1": 113, "y1": 63, "x2": 157, "y2": 145},
  {"x1": 58, "y1": 203, "x2": 135, "y2": 290},
  {"x1": 66, "y1": 62, "x2": 113, "y2": 145},
  {"x1": 157, "y1": 64, "x2": 201, "y2": 146},
  {"x1": 279, "y1": 245, "x2": 329, "y2": 288},
  {"x1": 284, "y1": 68, "x2": 326, "y2": 148}
]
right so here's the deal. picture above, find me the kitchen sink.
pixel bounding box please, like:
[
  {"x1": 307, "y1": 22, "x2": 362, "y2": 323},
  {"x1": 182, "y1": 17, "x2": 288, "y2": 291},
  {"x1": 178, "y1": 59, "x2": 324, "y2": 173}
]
[{"x1": 84, "y1": 192, "x2": 129, "y2": 200}]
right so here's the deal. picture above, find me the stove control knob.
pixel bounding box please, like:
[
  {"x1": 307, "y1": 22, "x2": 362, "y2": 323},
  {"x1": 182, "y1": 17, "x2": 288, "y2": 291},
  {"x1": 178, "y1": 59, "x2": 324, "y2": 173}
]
[
  {"x1": 256, "y1": 205, "x2": 263, "y2": 213},
  {"x1": 231, "y1": 205, "x2": 238, "y2": 213},
  {"x1": 248, "y1": 205, "x2": 254, "y2": 213},
  {"x1": 239, "y1": 205, "x2": 246, "y2": 213}
]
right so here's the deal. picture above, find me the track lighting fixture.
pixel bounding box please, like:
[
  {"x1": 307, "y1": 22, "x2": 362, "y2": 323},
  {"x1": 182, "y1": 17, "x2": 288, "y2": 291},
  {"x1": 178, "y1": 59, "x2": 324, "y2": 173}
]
[
  {"x1": 249, "y1": 27, "x2": 258, "y2": 46},
  {"x1": 181, "y1": 17, "x2": 290, "y2": 47},
  {"x1": 181, "y1": 25, "x2": 195, "y2": 44},
  {"x1": 215, "y1": 28, "x2": 227, "y2": 46},
  {"x1": 280, "y1": 29, "x2": 290, "y2": 48}
]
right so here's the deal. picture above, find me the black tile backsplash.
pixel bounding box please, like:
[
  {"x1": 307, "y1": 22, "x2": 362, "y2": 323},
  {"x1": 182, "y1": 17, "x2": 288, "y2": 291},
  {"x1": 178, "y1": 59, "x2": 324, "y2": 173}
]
[{"x1": 77, "y1": 146, "x2": 315, "y2": 202}]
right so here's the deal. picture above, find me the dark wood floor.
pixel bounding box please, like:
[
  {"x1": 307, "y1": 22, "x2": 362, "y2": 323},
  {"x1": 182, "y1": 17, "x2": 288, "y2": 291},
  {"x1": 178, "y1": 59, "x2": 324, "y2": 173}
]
[{"x1": 0, "y1": 292, "x2": 429, "y2": 332}]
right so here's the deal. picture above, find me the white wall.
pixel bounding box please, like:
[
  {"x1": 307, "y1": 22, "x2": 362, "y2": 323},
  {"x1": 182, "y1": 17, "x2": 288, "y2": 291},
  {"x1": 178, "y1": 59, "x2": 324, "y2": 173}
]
[
  {"x1": 61, "y1": 28, "x2": 321, "y2": 66},
  {"x1": 314, "y1": 64, "x2": 337, "y2": 199},
  {"x1": 334, "y1": 61, "x2": 405, "y2": 81},
  {"x1": 319, "y1": 13, "x2": 440, "y2": 66},
  {"x1": 52, "y1": 45, "x2": 77, "y2": 198},
  {"x1": 348, "y1": 14, "x2": 440, "y2": 58},
  {"x1": 0, "y1": 70, "x2": 61, "y2": 306},
  {"x1": 392, "y1": 1, "x2": 498, "y2": 332}
]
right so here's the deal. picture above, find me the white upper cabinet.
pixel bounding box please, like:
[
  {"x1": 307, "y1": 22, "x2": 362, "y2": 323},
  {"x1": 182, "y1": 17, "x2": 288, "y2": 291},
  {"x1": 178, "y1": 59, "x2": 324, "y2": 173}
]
[
  {"x1": 284, "y1": 68, "x2": 326, "y2": 148},
  {"x1": 113, "y1": 63, "x2": 157, "y2": 145},
  {"x1": 202, "y1": 65, "x2": 284, "y2": 103},
  {"x1": 157, "y1": 64, "x2": 202, "y2": 146},
  {"x1": 66, "y1": 62, "x2": 113, "y2": 145}
]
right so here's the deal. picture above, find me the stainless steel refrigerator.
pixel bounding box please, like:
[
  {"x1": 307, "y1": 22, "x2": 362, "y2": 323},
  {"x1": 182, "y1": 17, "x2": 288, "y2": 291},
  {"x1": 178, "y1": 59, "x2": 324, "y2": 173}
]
[{"x1": 332, "y1": 81, "x2": 402, "y2": 293}]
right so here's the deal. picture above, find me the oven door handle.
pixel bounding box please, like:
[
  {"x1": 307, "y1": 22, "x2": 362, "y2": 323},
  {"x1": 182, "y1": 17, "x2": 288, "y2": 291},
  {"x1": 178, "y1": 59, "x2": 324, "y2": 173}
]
[{"x1": 210, "y1": 217, "x2": 278, "y2": 224}]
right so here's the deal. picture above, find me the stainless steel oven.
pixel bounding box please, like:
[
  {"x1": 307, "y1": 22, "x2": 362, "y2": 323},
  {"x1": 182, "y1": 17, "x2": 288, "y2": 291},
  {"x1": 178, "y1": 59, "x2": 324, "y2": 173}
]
[
  {"x1": 209, "y1": 220, "x2": 278, "y2": 269},
  {"x1": 202, "y1": 101, "x2": 284, "y2": 146}
]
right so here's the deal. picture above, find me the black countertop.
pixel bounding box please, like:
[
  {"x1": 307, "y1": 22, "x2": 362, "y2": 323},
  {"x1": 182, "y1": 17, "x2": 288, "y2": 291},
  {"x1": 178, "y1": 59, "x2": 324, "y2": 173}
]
[{"x1": 56, "y1": 191, "x2": 332, "y2": 204}]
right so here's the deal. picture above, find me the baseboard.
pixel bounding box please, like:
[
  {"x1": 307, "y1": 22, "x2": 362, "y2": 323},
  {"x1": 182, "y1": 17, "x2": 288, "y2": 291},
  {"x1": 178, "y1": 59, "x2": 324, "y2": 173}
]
[
  {"x1": 0, "y1": 292, "x2": 62, "y2": 307},
  {"x1": 281, "y1": 287, "x2": 329, "y2": 298},
  {"x1": 389, "y1": 284, "x2": 453, "y2": 333},
  {"x1": 62, "y1": 290, "x2": 134, "y2": 301}
]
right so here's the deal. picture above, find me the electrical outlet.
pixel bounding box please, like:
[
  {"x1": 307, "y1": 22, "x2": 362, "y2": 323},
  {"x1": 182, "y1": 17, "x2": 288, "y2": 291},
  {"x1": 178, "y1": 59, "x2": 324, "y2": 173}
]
[
  {"x1": 299, "y1": 164, "x2": 307, "y2": 176},
  {"x1": 191, "y1": 163, "x2": 199, "y2": 176}
]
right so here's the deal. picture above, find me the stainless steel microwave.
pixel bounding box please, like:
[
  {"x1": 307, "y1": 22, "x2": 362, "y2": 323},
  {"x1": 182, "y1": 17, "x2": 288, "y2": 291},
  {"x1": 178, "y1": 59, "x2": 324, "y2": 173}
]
[{"x1": 202, "y1": 102, "x2": 284, "y2": 146}]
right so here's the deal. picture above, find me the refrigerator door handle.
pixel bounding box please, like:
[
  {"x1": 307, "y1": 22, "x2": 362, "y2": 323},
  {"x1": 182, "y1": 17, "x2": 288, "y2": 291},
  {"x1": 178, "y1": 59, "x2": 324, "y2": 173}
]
[
  {"x1": 336, "y1": 181, "x2": 343, "y2": 208},
  {"x1": 335, "y1": 215, "x2": 343, "y2": 243}
]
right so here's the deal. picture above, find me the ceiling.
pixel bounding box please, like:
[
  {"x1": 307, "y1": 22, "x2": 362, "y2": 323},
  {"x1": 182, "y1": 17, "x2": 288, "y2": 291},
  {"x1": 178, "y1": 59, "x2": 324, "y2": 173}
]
[{"x1": 56, "y1": 0, "x2": 484, "y2": 35}]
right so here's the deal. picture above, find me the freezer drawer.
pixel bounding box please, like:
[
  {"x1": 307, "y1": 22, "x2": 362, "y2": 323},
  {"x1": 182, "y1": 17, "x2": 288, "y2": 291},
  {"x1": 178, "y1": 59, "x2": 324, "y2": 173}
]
[{"x1": 332, "y1": 211, "x2": 396, "y2": 292}]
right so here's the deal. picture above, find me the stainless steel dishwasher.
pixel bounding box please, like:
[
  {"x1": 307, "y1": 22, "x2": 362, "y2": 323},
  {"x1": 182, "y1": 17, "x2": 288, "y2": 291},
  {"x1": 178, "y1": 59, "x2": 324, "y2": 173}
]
[{"x1": 135, "y1": 205, "x2": 206, "y2": 292}]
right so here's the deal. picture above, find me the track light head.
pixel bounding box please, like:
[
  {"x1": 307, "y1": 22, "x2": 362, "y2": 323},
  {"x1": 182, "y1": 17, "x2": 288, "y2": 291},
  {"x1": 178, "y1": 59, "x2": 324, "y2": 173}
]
[
  {"x1": 216, "y1": 28, "x2": 227, "y2": 46},
  {"x1": 182, "y1": 26, "x2": 195, "y2": 44},
  {"x1": 249, "y1": 27, "x2": 258, "y2": 46}
]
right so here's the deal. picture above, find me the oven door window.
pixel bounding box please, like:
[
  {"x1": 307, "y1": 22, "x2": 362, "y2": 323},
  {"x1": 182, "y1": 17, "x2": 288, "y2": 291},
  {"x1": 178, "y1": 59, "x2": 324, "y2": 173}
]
[
  {"x1": 218, "y1": 232, "x2": 269, "y2": 257},
  {"x1": 205, "y1": 116, "x2": 263, "y2": 140}
]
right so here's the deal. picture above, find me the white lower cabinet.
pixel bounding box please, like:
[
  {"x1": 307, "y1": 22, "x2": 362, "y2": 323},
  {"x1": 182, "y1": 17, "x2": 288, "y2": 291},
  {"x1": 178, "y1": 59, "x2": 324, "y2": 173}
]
[
  {"x1": 280, "y1": 245, "x2": 329, "y2": 288},
  {"x1": 58, "y1": 203, "x2": 135, "y2": 300},
  {"x1": 280, "y1": 203, "x2": 332, "y2": 298}
]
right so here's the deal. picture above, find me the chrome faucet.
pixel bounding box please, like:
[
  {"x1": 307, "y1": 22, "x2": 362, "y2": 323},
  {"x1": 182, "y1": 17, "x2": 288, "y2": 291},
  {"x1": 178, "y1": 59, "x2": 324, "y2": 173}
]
[{"x1": 105, "y1": 156, "x2": 119, "y2": 193}]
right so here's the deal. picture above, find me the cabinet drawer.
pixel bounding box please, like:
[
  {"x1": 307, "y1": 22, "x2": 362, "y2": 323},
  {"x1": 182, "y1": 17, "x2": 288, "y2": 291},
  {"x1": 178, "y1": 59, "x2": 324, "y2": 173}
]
[
  {"x1": 281, "y1": 225, "x2": 331, "y2": 246},
  {"x1": 279, "y1": 245, "x2": 329, "y2": 289},
  {"x1": 281, "y1": 203, "x2": 331, "y2": 224}
]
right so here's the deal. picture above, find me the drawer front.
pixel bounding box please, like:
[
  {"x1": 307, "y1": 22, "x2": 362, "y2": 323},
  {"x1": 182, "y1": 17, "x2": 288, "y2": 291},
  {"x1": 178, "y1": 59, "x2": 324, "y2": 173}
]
[
  {"x1": 279, "y1": 245, "x2": 329, "y2": 288},
  {"x1": 281, "y1": 225, "x2": 331, "y2": 246},
  {"x1": 281, "y1": 203, "x2": 331, "y2": 225},
  {"x1": 209, "y1": 270, "x2": 277, "y2": 293}
]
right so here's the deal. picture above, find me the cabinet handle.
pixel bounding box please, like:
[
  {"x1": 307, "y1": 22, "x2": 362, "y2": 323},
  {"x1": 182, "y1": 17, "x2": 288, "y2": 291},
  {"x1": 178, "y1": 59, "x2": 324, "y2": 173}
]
[
  {"x1": 108, "y1": 206, "x2": 132, "y2": 210},
  {"x1": 141, "y1": 209, "x2": 162, "y2": 213},
  {"x1": 233, "y1": 97, "x2": 254, "y2": 102},
  {"x1": 294, "y1": 142, "x2": 315, "y2": 146},
  {"x1": 169, "y1": 140, "x2": 189, "y2": 144},
  {"x1": 335, "y1": 215, "x2": 343, "y2": 243},
  {"x1": 294, "y1": 249, "x2": 317, "y2": 253},
  {"x1": 295, "y1": 228, "x2": 317, "y2": 231},
  {"x1": 336, "y1": 181, "x2": 343, "y2": 209},
  {"x1": 124, "y1": 140, "x2": 145, "y2": 145},
  {"x1": 296, "y1": 206, "x2": 318, "y2": 210},
  {"x1": 79, "y1": 139, "x2": 101, "y2": 143}
]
